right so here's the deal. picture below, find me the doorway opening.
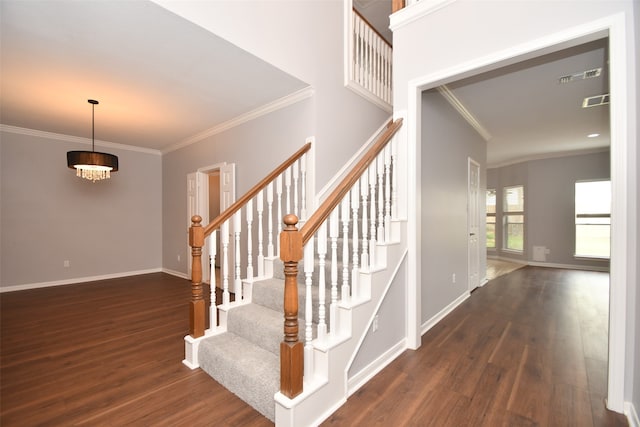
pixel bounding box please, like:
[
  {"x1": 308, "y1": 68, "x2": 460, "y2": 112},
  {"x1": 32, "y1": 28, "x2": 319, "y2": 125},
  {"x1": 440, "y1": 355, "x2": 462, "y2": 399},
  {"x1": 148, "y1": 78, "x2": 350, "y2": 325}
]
[{"x1": 187, "y1": 163, "x2": 236, "y2": 285}]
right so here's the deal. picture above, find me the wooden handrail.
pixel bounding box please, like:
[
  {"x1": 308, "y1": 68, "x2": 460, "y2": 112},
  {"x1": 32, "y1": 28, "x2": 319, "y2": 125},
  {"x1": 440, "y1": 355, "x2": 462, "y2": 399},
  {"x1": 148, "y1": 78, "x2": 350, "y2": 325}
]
[
  {"x1": 278, "y1": 118, "x2": 402, "y2": 399},
  {"x1": 202, "y1": 142, "x2": 312, "y2": 237},
  {"x1": 300, "y1": 118, "x2": 402, "y2": 245},
  {"x1": 353, "y1": 8, "x2": 392, "y2": 49}
]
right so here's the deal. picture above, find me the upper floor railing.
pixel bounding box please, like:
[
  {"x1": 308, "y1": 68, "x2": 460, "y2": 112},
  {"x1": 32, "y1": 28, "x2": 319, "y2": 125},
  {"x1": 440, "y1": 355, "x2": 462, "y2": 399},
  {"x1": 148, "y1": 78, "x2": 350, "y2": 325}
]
[{"x1": 346, "y1": 8, "x2": 393, "y2": 112}]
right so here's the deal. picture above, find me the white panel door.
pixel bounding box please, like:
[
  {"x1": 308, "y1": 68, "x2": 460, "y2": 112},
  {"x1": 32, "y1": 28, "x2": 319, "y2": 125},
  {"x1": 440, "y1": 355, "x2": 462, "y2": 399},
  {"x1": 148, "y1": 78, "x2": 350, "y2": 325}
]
[{"x1": 468, "y1": 159, "x2": 480, "y2": 292}]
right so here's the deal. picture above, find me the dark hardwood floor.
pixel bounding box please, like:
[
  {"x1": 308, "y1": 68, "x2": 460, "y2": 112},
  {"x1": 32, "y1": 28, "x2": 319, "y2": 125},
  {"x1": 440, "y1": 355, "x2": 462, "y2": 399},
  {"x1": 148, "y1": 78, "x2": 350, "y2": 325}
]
[
  {"x1": 1, "y1": 268, "x2": 627, "y2": 426},
  {"x1": 323, "y1": 267, "x2": 627, "y2": 426}
]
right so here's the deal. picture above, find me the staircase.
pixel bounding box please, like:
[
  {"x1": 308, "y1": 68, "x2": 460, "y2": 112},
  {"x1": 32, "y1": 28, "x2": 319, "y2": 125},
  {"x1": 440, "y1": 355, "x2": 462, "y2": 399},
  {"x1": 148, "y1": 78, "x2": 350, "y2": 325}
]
[{"x1": 184, "y1": 118, "x2": 406, "y2": 426}]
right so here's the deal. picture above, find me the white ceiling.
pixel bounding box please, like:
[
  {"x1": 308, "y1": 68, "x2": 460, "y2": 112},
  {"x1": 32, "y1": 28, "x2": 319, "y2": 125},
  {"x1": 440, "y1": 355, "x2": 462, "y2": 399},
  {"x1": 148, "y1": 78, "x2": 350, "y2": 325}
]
[
  {"x1": 1, "y1": 1, "x2": 610, "y2": 166},
  {"x1": 446, "y1": 38, "x2": 610, "y2": 167},
  {"x1": 0, "y1": 0, "x2": 308, "y2": 152}
]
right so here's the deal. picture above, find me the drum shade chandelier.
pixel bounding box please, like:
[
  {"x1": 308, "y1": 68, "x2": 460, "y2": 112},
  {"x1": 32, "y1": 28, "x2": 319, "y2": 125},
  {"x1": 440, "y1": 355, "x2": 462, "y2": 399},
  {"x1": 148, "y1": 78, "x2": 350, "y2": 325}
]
[{"x1": 67, "y1": 99, "x2": 118, "y2": 182}]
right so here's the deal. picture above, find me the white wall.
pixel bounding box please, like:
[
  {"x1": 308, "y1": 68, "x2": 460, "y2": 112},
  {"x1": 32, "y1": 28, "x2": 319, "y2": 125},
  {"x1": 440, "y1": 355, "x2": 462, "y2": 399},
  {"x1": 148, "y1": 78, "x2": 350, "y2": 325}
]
[
  {"x1": 392, "y1": 0, "x2": 638, "y2": 416},
  {"x1": 0, "y1": 129, "x2": 162, "y2": 289},
  {"x1": 152, "y1": 0, "x2": 390, "y2": 190},
  {"x1": 420, "y1": 89, "x2": 487, "y2": 323}
]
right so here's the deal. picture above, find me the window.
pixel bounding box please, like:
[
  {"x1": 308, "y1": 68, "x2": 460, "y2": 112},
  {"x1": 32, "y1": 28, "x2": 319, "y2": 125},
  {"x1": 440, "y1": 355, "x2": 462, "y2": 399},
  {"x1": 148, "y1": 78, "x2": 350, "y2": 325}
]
[
  {"x1": 486, "y1": 189, "x2": 496, "y2": 248},
  {"x1": 503, "y1": 185, "x2": 524, "y2": 252},
  {"x1": 575, "y1": 180, "x2": 611, "y2": 258}
]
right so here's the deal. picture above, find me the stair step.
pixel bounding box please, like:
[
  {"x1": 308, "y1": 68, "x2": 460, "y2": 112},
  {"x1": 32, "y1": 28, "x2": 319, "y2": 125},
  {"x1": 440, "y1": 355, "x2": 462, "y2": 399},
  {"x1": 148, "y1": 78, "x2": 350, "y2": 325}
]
[
  {"x1": 199, "y1": 332, "x2": 279, "y2": 422},
  {"x1": 252, "y1": 277, "x2": 324, "y2": 325},
  {"x1": 227, "y1": 303, "x2": 283, "y2": 356}
]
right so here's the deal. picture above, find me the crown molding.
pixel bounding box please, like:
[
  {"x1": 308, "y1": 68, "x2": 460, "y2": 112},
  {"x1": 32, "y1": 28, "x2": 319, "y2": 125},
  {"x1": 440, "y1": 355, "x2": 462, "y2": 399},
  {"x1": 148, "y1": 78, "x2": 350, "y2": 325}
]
[
  {"x1": 0, "y1": 124, "x2": 162, "y2": 155},
  {"x1": 487, "y1": 146, "x2": 610, "y2": 169},
  {"x1": 437, "y1": 85, "x2": 491, "y2": 141},
  {"x1": 162, "y1": 85, "x2": 315, "y2": 154}
]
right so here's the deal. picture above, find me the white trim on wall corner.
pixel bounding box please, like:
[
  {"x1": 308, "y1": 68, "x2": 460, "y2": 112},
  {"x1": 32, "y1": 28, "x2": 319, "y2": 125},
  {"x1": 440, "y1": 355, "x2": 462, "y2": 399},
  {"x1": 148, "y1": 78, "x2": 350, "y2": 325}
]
[
  {"x1": 389, "y1": 0, "x2": 456, "y2": 32},
  {"x1": 347, "y1": 339, "x2": 407, "y2": 396},
  {"x1": 625, "y1": 401, "x2": 640, "y2": 427},
  {"x1": 162, "y1": 86, "x2": 315, "y2": 154},
  {"x1": 437, "y1": 85, "x2": 491, "y2": 141},
  {"x1": 0, "y1": 268, "x2": 163, "y2": 293},
  {"x1": 420, "y1": 291, "x2": 469, "y2": 336},
  {"x1": 163, "y1": 268, "x2": 189, "y2": 280},
  {"x1": 0, "y1": 124, "x2": 162, "y2": 155}
]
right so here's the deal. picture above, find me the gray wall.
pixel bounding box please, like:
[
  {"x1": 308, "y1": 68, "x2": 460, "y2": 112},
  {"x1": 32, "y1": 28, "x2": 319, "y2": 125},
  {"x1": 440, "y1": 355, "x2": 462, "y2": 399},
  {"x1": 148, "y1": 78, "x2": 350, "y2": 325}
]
[
  {"x1": 420, "y1": 89, "x2": 487, "y2": 324},
  {"x1": 487, "y1": 151, "x2": 610, "y2": 269},
  {"x1": 348, "y1": 256, "x2": 407, "y2": 378},
  {"x1": 162, "y1": 100, "x2": 314, "y2": 274},
  {"x1": 0, "y1": 130, "x2": 162, "y2": 289}
]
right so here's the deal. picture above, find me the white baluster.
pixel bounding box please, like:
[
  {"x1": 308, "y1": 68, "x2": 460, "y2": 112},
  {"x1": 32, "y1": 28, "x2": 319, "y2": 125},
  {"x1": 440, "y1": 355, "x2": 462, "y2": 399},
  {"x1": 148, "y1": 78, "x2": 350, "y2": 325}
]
[
  {"x1": 209, "y1": 231, "x2": 217, "y2": 328},
  {"x1": 317, "y1": 223, "x2": 327, "y2": 341},
  {"x1": 257, "y1": 190, "x2": 265, "y2": 277},
  {"x1": 285, "y1": 167, "x2": 292, "y2": 216},
  {"x1": 246, "y1": 199, "x2": 254, "y2": 281},
  {"x1": 351, "y1": 182, "x2": 360, "y2": 298},
  {"x1": 304, "y1": 238, "x2": 315, "y2": 378},
  {"x1": 329, "y1": 208, "x2": 339, "y2": 333},
  {"x1": 360, "y1": 172, "x2": 369, "y2": 270},
  {"x1": 233, "y1": 210, "x2": 242, "y2": 300},
  {"x1": 384, "y1": 144, "x2": 392, "y2": 243},
  {"x1": 341, "y1": 196, "x2": 351, "y2": 303},
  {"x1": 293, "y1": 160, "x2": 299, "y2": 218},
  {"x1": 267, "y1": 182, "x2": 275, "y2": 258},
  {"x1": 276, "y1": 175, "x2": 283, "y2": 256},
  {"x1": 369, "y1": 163, "x2": 377, "y2": 268},
  {"x1": 300, "y1": 153, "x2": 307, "y2": 221},
  {"x1": 221, "y1": 220, "x2": 230, "y2": 306}
]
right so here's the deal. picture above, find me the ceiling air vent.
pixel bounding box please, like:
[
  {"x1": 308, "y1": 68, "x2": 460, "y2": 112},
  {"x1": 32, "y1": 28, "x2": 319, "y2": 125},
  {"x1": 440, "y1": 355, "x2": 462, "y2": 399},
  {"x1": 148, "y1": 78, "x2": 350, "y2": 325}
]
[
  {"x1": 558, "y1": 67, "x2": 602, "y2": 84},
  {"x1": 582, "y1": 94, "x2": 610, "y2": 108}
]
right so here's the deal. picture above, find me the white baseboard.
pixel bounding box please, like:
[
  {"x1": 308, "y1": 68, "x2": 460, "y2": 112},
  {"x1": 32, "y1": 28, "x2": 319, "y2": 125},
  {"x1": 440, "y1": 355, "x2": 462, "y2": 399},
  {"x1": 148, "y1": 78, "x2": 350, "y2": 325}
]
[
  {"x1": 526, "y1": 261, "x2": 609, "y2": 272},
  {"x1": 626, "y1": 401, "x2": 639, "y2": 427},
  {"x1": 347, "y1": 339, "x2": 407, "y2": 396},
  {"x1": 162, "y1": 268, "x2": 189, "y2": 280},
  {"x1": 421, "y1": 291, "x2": 469, "y2": 336},
  {"x1": 0, "y1": 268, "x2": 163, "y2": 293},
  {"x1": 488, "y1": 255, "x2": 609, "y2": 272}
]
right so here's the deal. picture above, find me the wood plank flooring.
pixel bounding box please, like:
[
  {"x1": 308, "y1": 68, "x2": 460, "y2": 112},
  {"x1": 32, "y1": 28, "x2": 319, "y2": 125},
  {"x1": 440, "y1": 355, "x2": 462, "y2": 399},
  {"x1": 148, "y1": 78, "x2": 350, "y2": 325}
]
[
  {"x1": 1, "y1": 268, "x2": 628, "y2": 426},
  {"x1": 323, "y1": 267, "x2": 627, "y2": 426}
]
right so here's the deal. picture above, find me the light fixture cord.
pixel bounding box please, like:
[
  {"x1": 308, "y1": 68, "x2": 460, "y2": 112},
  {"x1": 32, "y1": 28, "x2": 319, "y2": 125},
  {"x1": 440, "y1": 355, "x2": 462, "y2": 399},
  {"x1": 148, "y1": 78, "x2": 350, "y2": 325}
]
[{"x1": 91, "y1": 102, "x2": 95, "y2": 152}]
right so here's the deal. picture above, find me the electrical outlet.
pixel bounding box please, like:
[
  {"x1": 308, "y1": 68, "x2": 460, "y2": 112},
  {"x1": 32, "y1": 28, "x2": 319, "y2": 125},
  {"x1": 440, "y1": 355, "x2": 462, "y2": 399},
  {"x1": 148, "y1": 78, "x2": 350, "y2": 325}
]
[
  {"x1": 452, "y1": 273, "x2": 456, "y2": 283},
  {"x1": 372, "y1": 315, "x2": 379, "y2": 332},
  {"x1": 63, "y1": 260, "x2": 70, "y2": 268},
  {"x1": 177, "y1": 254, "x2": 181, "y2": 262}
]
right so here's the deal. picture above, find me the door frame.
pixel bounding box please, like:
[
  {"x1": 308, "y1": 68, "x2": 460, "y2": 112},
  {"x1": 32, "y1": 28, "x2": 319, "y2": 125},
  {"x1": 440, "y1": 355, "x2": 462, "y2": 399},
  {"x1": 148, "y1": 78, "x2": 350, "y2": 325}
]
[
  {"x1": 187, "y1": 162, "x2": 236, "y2": 284},
  {"x1": 406, "y1": 14, "x2": 630, "y2": 412},
  {"x1": 467, "y1": 157, "x2": 481, "y2": 293}
]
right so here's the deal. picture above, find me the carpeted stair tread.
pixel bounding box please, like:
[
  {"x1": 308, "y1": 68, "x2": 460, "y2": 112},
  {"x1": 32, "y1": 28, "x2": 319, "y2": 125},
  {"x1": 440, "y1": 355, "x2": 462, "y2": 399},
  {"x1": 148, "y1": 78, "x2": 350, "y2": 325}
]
[
  {"x1": 227, "y1": 303, "x2": 283, "y2": 355},
  {"x1": 252, "y1": 277, "x2": 324, "y2": 325},
  {"x1": 199, "y1": 332, "x2": 279, "y2": 422}
]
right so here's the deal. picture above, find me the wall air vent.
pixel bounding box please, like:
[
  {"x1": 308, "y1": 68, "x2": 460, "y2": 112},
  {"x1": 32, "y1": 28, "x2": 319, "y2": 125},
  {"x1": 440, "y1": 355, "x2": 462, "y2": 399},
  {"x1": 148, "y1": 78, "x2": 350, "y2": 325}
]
[
  {"x1": 582, "y1": 94, "x2": 610, "y2": 108},
  {"x1": 558, "y1": 68, "x2": 602, "y2": 84}
]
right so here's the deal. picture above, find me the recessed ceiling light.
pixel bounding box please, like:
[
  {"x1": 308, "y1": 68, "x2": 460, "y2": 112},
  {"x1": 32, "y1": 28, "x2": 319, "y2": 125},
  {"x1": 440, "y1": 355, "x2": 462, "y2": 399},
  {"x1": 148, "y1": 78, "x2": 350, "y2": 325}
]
[{"x1": 588, "y1": 133, "x2": 600, "y2": 138}]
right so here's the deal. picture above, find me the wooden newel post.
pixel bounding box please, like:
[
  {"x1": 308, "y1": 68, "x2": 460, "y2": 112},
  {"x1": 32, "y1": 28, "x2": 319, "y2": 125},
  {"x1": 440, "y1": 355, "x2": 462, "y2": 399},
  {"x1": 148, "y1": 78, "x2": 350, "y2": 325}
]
[
  {"x1": 279, "y1": 214, "x2": 304, "y2": 398},
  {"x1": 189, "y1": 215, "x2": 205, "y2": 338}
]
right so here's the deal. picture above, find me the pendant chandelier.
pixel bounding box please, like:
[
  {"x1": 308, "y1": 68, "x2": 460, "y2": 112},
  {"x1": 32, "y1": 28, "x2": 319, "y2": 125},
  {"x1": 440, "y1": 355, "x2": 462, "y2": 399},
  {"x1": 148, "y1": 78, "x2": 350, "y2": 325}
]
[{"x1": 67, "y1": 99, "x2": 118, "y2": 182}]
